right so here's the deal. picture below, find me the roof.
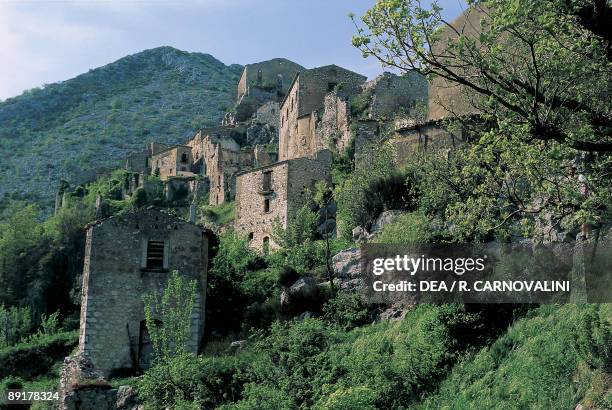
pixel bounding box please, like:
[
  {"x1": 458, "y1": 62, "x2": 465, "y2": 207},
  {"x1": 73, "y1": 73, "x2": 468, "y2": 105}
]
[
  {"x1": 150, "y1": 144, "x2": 192, "y2": 158},
  {"x1": 84, "y1": 206, "x2": 206, "y2": 233}
]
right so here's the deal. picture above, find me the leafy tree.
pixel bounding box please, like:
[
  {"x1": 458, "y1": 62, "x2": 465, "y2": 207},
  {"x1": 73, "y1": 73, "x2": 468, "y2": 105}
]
[
  {"x1": 143, "y1": 270, "x2": 197, "y2": 363},
  {"x1": 351, "y1": 0, "x2": 612, "y2": 237}
]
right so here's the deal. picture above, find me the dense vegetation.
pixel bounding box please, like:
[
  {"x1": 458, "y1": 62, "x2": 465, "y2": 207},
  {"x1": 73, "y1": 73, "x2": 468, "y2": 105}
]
[
  {"x1": 0, "y1": 0, "x2": 610, "y2": 408},
  {"x1": 0, "y1": 46, "x2": 241, "y2": 212}
]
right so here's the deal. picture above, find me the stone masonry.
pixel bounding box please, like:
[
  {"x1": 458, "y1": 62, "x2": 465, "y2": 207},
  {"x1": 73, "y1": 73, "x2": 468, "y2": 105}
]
[
  {"x1": 279, "y1": 65, "x2": 367, "y2": 161},
  {"x1": 234, "y1": 150, "x2": 332, "y2": 250},
  {"x1": 78, "y1": 207, "x2": 210, "y2": 377}
]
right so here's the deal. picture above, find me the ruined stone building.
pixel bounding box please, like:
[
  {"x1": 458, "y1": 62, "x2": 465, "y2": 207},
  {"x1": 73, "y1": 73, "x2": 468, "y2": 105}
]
[
  {"x1": 78, "y1": 207, "x2": 211, "y2": 377},
  {"x1": 279, "y1": 65, "x2": 367, "y2": 161},
  {"x1": 150, "y1": 145, "x2": 195, "y2": 180},
  {"x1": 235, "y1": 150, "x2": 332, "y2": 250},
  {"x1": 235, "y1": 58, "x2": 304, "y2": 122}
]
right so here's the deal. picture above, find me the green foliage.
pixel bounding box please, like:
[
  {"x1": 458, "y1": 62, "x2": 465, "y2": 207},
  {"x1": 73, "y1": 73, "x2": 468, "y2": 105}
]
[
  {"x1": 38, "y1": 311, "x2": 60, "y2": 336},
  {"x1": 139, "y1": 352, "x2": 251, "y2": 410},
  {"x1": 0, "y1": 331, "x2": 78, "y2": 380},
  {"x1": 349, "y1": 89, "x2": 374, "y2": 118},
  {"x1": 352, "y1": 0, "x2": 612, "y2": 238},
  {"x1": 220, "y1": 383, "x2": 295, "y2": 409},
  {"x1": 372, "y1": 211, "x2": 434, "y2": 244},
  {"x1": 143, "y1": 270, "x2": 197, "y2": 363},
  {"x1": 419, "y1": 304, "x2": 612, "y2": 409},
  {"x1": 272, "y1": 205, "x2": 318, "y2": 249},
  {"x1": 314, "y1": 386, "x2": 377, "y2": 409},
  {"x1": 335, "y1": 143, "x2": 412, "y2": 236},
  {"x1": 206, "y1": 231, "x2": 260, "y2": 335},
  {"x1": 131, "y1": 187, "x2": 148, "y2": 208},
  {"x1": 202, "y1": 200, "x2": 235, "y2": 227},
  {"x1": 322, "y1": 293, "x2": 369, "y2": 330},
  {"x1": 0, "y1": 305, "x2": 32, "y2": 348}
]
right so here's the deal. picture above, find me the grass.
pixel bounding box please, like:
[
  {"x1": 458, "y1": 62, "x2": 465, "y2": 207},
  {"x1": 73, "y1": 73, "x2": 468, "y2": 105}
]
[{"x1": 202, "y1": 200, "x2": 235, "y2": 227}]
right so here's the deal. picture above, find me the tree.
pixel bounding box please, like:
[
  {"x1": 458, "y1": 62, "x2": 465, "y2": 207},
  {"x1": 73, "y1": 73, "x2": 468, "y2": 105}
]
[
  {"x1": 143, "y1": 270, "x2": 197, "y2": 363},
  {"x1": 352, "y1": 0, "x2": 611, "y2": 237}
]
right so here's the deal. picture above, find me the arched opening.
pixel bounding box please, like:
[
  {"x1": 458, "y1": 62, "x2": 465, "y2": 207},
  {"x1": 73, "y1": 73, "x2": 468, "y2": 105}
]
[{"x1": 181, "y1": 153, "x2": 188, "y2": 163}]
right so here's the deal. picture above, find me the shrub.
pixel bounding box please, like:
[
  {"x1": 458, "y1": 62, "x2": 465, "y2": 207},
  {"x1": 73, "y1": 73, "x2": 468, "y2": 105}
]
[
  {"x1": 323, "y1": 293, "x2": 370, "y2": 330},
  {"x1": 139, "y1": 352, "x2": 251, "y2": 409},
  {"x1": 314, "y1": 386, "x2": 377, "y2": 410},
  {"x1": 372, "y1": 211, "x2": 434, "y2": 244},
  {"x1": 131, "y1": 187, "x2": 147, "y2": 208},
  {"x1": 277, "y1": 266, "x2": 299, "y2": 288},
  {"x1": 0, "y1": 331, "x2": 78, "y2": 379},
  {"x1": 143, "y1": 270, "x2": 197, "y2": 363}
]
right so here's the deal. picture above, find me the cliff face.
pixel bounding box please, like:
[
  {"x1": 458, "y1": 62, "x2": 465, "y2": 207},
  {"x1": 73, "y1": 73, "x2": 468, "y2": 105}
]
[{"x1": 0, "y1": 46, "x2": 242, "y2": 211}]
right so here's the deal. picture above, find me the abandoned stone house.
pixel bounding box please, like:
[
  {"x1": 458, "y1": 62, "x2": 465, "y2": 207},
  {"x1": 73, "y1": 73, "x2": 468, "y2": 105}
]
[
  {"x1": 150, "y1": 145, "x2": 195, "y2": 181},
  {"x1": 235, "y1": 58, "x2": 304, "y2": 122},
  {"x1": 279, "y1": 65, "x2": 367, "y2": 161},
  {"x1": 78, "y1": 207, "x2": 211, "y2": 377},
  {"x1": 234, "y1": 150, "x2": 332, "y2": 250}
]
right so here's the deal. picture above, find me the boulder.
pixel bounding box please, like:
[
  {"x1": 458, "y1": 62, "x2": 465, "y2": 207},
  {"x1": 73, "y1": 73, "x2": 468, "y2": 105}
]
[
  {"x1": 332, "y1": 248, "x2": 361, "y2": 280},
  {"x1": 289, "y1": 276, "x2": 317, "y2": 297},
  {"x1": 331, "y1": 248, "x2": 365, "y2": 292},
  {"x1": 352, "y1": 226, "x2": 369, "y2": 243},
  {"x1": 116, "y1": 385, "x2": 141, "y2": 410},
  {"x1": 378, "y1": 303, "x2": 413, "y2": 322},
  {"x1": 370, "y1": 210, "x2": 403, "y2": 235},
  {"x1": 229, "y1": 340, "x2": 247, "y2": 352},
  {"x1": 298, "y1": 311, "x2": 314, "y2": 320}
]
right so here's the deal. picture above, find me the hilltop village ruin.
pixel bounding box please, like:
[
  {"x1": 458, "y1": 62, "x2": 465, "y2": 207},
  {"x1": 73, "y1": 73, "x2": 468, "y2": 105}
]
[
  {"x1": 116, "y1": 58, "x2": 462, "y2": 251},
  {"x1": 60, "y1": 56, "x2": 466, "y2": 396}
]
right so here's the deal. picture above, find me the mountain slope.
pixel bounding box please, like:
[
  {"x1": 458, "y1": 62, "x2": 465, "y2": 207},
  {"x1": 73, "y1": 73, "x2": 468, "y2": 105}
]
[{"x1": 0, "y1": 46, "x2": 242, "y2": 211}]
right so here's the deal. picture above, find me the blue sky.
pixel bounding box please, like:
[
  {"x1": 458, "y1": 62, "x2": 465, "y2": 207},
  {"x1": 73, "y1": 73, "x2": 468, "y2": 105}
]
[{"x1": 0, "y1": 0, "x2": 466, "y2": 100}]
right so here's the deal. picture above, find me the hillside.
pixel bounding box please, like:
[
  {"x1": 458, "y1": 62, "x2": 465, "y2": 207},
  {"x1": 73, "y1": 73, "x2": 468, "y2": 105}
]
[{"x1": 0, "y1": 46, "x2": 242, "y2": 211}]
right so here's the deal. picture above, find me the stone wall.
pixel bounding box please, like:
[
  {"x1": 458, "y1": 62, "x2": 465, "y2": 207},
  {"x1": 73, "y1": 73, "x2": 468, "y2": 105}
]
[
  {"x1": 124, "y1": 149, "x2": 149, "y2": 174},
  {"x1": 391, "y1": 121, "x2": 464, "y2": 164},
  {"x1": 235, "y1": 59, "x2": 304, "y2": 121},
  {"x1": 150, "y1": 146, "x2": 193, "y2": 181},
  {"x1": 317, "y1": 92, "x2": 352, "y2": 154},
  {"x1": 237, "y1": 58, "x2": 304, "y2": 101},
  {"x1": 363, "y1": 71, "x2": 428, "y2": 120},
  {"x1": 235, "y1": 150, "x2": 332, "y2": 251},
  {"x1": 279, "y1": 65, "x2": 366, "y2": 161},
  {"x1": 79, "y1": 208, "x2": 209, "y2": 377}
]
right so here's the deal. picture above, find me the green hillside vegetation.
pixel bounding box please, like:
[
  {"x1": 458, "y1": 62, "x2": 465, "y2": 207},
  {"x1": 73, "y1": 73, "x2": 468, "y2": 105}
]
[{"x1": 0, "y1": 46, "x2": 242, "y2": 211}]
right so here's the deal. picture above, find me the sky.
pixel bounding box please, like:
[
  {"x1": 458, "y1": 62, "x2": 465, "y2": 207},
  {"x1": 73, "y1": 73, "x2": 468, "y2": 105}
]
[{"x1": 0, "y1": 0, "x2": 466, "y2": 101}]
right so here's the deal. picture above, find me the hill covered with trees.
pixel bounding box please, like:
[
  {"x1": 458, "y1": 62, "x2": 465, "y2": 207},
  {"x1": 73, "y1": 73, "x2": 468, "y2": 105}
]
[{"x1": 0, "y1": 46, "x2": 242, "y2": 212}]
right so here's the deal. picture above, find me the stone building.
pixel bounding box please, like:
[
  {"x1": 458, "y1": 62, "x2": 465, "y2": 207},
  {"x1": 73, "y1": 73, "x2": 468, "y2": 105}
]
[
  {"x1": 78, "y1": 207, "x2": 211, "y2": 377},
  {"x1": 124, "y1": 142, "x2": 173, "y2": 174},
  {"x1": 279, "y1": 65, "x2": 367, "y2": 161},
  {"x1": 362, "y1": 71, "x2": 428, "y2": 119},
  {"x1": 235, "y1": 58, "x2": 304, "y2": 121},
  {"x1": 186, "y1": 127, "x2": 277, "y2": 206},
  {"x1": 235, "y1": 150, "x2": 332, "y2": 250},
  {"x1": 150, "y1": 145, "x2": 195, "y2": 180}
]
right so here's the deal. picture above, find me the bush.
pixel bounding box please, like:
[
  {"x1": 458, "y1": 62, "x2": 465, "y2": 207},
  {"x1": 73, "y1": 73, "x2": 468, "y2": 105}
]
[
  {"x1": 323, "y1": 293, "x2": 370, "y2": 330},
  {"x1": 0, "y1": 331, "x2": 78, "y2": 379},
  {"x1": 419, "y1": 304, "x2": 612, "y2": 409},
  {"x1": 372, "y1": 211, "x2": 434, "y2": 244},
  {"x1": 131, "y1": 187, "x2": 147, "y2": 208},
  {"x1": 139, "y1": 353, "x2": 251, "y2": 410},
  {"x1": 277, "y1": 266, "x2": 299, "y2": 288}
]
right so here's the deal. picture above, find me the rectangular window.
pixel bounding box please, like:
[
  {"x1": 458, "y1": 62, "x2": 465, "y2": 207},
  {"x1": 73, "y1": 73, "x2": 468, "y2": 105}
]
[
  {"x1": 146, "y1": 241, "x2": 165, "y2": 270},
  {"x1": 262, "y1": 171, "x2": 272, "y2": 192},
  {"x1": 263, "y1": 198, "x2": 270, "y2": 213}
]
